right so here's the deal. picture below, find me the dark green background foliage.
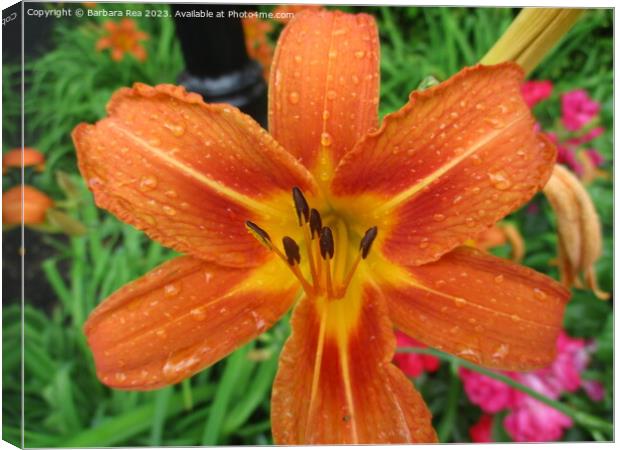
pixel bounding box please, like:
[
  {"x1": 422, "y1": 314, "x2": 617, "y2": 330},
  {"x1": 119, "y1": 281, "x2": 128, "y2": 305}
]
[{"x1": 2, "y1": 3, "x2": 613, "y2": 446}]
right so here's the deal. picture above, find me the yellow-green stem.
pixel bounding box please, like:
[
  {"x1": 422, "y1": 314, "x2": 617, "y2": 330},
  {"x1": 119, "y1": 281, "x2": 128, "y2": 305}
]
[{"x1": 481, "y1": 8, "x2": 584, "y2": 75}]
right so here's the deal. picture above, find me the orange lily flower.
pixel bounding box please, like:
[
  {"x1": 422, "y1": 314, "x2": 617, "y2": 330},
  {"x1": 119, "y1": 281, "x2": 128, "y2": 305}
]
[
  {"x1": 242, "y1": 16, "x2": 274, "y2": 80},
  {"x1": 3, "y1": 185, "x2": 54, "y2": 225},
  {"x1": 2, "y1": 147, "x2": 45, "y2": 173},
  {"x1": 73, "y1": 10, "x2": 569, "y2": 444},
  {"x1": 96, "y1": 18, "x2": 148, "y2": 62}
]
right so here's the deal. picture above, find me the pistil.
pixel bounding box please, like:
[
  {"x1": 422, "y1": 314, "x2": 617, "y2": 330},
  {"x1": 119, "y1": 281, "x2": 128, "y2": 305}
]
[
  {"x1": 338, "y1": 227, "x2": 377, "y2": 297},
  {"x1": 245, "y1": 187, "x2": 378, "y2": 301}
]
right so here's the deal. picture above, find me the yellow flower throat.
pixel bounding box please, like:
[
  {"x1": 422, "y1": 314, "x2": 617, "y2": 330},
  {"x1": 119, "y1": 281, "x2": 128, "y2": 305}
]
[{"x1": 246, "y1": 187, "x2": 377, "y2": 301}]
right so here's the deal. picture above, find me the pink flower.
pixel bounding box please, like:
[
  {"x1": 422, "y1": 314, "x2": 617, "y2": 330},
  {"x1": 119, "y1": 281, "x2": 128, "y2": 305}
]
[
  {"x1": 470, "y1": 414, "x2": 493, "y2": 443},
  {"x1": 582, "y1": 380, "x2": 605, "y2": 402},
  {"x1": 546, "y1": 132, "x2": 583, "y2": 175},
  {"x1": 459, "y1": 367, "x2": 516, "y2": 413},
  {"x1": 504, "y1": 398, "x2": 572, "y2": 442},
  {"x1": 557, "y1": 146, "x2": 584, "y2": 175},
  {"x1": 583, "y1": 149, "x2": 605, "y2": 168},
  {"x1": 393, "y1": 331, "x2": 440, "y2": 377},
  {"x1": 460, "y1": 331, "x2": 604, "y2": 442},
  {"x1": 561, "y1": 90, "x2": 600, "y2": 131},
  {"x1": 566, "y1": 126, "x2": 604, "y2": 146},
  {"x1": 521, "y1": 80, "x2": 553, "y2": 108},
  {"x1": 550, "y1": 332, "x2": 589, "y2": 392},
  {"x1": 526, "y1": 202, "x2": 540, "y2": 215}
]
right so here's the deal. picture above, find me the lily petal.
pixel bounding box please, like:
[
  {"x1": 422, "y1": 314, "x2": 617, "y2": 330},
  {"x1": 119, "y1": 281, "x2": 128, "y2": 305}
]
[
  {"x1": 377, "y1": 246, "x2": 569, "y2": 370},
  {"x1": 85, "y1": 255, "x2": 299, "y2": 390},
  {"x1": 269, "y1": 10, "x2": 380, "y2": 179},
  {"x1": 331, "y1": 63, "x2": 555, "y2": 266},
  {"x1": 271, "y1": 279, "x2": 436, "y2": 443},
  {"x1": 73, "y1": 83, "x2": 317, "y2": 267}
]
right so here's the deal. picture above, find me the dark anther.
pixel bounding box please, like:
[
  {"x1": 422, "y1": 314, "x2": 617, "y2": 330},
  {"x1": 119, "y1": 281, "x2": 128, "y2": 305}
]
[
  {"x1": 282, "y1": 236, "x2": 301, "y2": 266},
  {"x1": 360, "y1": 226, "x2": 378, "y2": 259},
  {"x1": 246, "y1": 221, "x2": 272, "y2": 248},
  {"x1": 309, "y1": 208, "x2": 322, "y2": 239},
  {"x1": 319, "y1": 226, "x2": 335, "y2": 260},
  {"x1": 292, "y1": 186, "x2": 310, "y2": 225}
]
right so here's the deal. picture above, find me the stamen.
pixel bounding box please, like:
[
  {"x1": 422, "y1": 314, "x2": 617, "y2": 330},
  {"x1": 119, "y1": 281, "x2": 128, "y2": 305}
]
[
  {"x1": 245, "y1": 221, "x2": 272, "y2": 249},
  {"x1": 309, "y1": 209, "x2": 322, "y2": 239},
  {"x1": 319, "y1": 227, "x2": 335, "y2": 298},
  {"x1": 359, "y1": 226, "x2": 378, "y2": 259},
  {"x1": 281, "y1": 236, "x2": 314, "y2": 294},
  {"x1": 282, "y1": 236, "x2": 301, "y2": 266},
  {"x1": 338, "y1": 227, "x2": 378, "y2": 297},
  {"x1": 292, "y1": 186, "x2": 310, "y2": 225},
  {"x1": 319, "y1": 226, "x2": 335, "y2": 260},
  {"x1": 245, "y1": 220, "x2": 313, "y2": 295}
]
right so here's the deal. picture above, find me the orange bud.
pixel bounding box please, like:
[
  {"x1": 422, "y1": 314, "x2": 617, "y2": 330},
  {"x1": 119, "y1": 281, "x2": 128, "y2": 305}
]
[
  {"x1": 475, "y1": 222, "x2": 526, "y2": 263},
  {"x1": 2, "y1": 185, "x2": 54, "y2": 225},
  {"x1": 2, "y1": 147, "x2": 45, "y2": 173},
  {"x1": 543, "y1": 164, "x2": 609, "y2": 300}
]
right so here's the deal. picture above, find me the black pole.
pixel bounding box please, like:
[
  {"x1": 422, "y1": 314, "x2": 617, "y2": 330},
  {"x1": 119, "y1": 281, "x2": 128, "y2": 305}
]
[{"x1": 171, "y1": 4, "x2": 267, "y2": 127}]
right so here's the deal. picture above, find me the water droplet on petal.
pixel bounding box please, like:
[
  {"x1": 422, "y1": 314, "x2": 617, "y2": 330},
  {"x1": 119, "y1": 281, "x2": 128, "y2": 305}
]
[
  {"x1": 139, "y1": 175, "x2": 158, "y2": 191},
  {"x1": 354, "y1": 50, "x2": 365, "y2": 59},
  {"x1": 164, "y1": 122, "x2": 185, "y2": 137},
  {"x1": 494, "y1": 274, "x2": 504, "y2": 284},
  {"x1": 533, "y1": 288, "x2": 546, "y2": 300},
  {"x1": 489, "y1": 171, "x2": 512, "y2": 190},
  {"x1": 190, "y1": 308, "x2": 207, "y2": 321},
  {"x1": 326, "y1": 90, "x2": 337, "y2": 100},
  {"x1": 492, "y1": 344, "x2": 510, "y2": 361},
  {"x1": 115, "y1": 372, "x2": 127, "y2": 382},
  {"x1": 457, "y1": 348, "x2": 482, "y2": 363},
  {"x1": 162, "y1": 205, "x2": 176, "y2": 216},
  {"x1": 433, "y1": 213, "x2": 445, "y2": 222},
  {"x1": 485, "y1": 117, "x2": 504, "y2": 129},
  {"x1": 251, "y1": 311, "x2": 267, "y2": 332},
  {"x1": 288, "y1": 91, "x2": 300, "y2": 104},
  {"x1": 164, "y1": 284, "x2": 180, "y2": 297},
  {"x1": 320, "y1": 132, "x2": 332, "y2": 147}
]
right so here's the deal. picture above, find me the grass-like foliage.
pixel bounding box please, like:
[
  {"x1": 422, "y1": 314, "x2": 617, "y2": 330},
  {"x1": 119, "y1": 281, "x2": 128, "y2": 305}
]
[{"x1": 2, "y1": 4, "x2": 613, "y2": 446}]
